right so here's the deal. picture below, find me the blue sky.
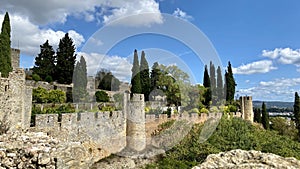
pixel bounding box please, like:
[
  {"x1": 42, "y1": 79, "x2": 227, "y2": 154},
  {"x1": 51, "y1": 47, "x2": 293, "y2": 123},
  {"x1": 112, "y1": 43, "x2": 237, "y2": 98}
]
[{"x1": 1, "y1": 0, "x2": 300, "y2": 101}]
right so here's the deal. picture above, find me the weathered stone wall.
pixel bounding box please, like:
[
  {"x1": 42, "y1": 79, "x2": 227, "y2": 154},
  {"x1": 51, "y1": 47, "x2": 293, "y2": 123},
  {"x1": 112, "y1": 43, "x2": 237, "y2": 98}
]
[
  {"x1": 240, "y1": 96, "x2": 253, "y2": 122},
  {"x1": 0, "y1": 69, "x2": 32, "y2": 131},
  {"x1": 35, "y1": 110, "x2": 127, "y2": 154},
  {"x1": 25, "y1": 80, "x2": 72, "y2": 92}
]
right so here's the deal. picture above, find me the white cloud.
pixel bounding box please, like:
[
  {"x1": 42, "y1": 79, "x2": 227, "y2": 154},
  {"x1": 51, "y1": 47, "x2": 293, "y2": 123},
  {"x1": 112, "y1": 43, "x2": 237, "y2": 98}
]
[
  {"x1": 262, "y1": 48, "x2": 300, "y2": 66},
  {"x1": 238, "y1": 77, "x2": 300, "y2": 101},
  {"x1": 172, "y1": 8, "x2": 193, "y2": 21},
  {"x1": 232, "y1": 60, "x2": 277, "y2": 75},
  {"x1": 77, "y1": 52, "x2": 132, "y2": 82},
  {"x1": 0, "y1": 0, "x2": 163, "y2": 26},
  {"x1": 0, "y1": 14, "x2": 85, "y2": 56}
]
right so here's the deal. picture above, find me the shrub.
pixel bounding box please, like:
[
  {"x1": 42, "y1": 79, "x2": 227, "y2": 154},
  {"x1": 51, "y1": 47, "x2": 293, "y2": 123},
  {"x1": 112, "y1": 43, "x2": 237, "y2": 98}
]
[
  {"x1": 48, "y1": 90, "x2": 66, "y2": 103},
  {"x1": 95, "y1": 91, "x2": 109, "y2": 102},
  {"x1": 32, "y1": 87, "x2": 48, "y2": 103},
  {"x1": 32, "y1": 73, "x2": 41, "y2": 82},
  {"x1": 45, "y1": 75, "x2": 53, "y2": 83}
]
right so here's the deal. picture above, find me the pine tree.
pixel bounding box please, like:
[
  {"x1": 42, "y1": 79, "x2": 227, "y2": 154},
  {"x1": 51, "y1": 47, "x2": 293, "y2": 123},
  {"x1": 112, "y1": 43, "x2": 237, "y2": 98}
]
[
  {"x1": 130, "y1": 49, "x2": 142, "y2": 94},
  {"x1": 55, "y1": 33, "x2": 77, "y2": 84},
  {"x1": 225, "y1": 61, "x2": 236, "y2": 103},
  {"x1": 32, "y1": 40, "x2": 56, "y2": 80},
  {"x1": 203, "y1": 65, "x2": 212, "y2": 108},
  {"x1": 140, "y1": 51, "x2": 151, "y2": 101},
  {"x1": 293, "y1": 92, "x2": 300, "y2": 140},
  {"x1": 261, "y1": 102, "x2": 269, "y2": 130},
  {"x1": 254, "y1": 108, "x2": 262, "y2": 123},
  {"x1": 216, "y1": 66, "x2": 223, "y2": 100},
  {"x1": 72, "y1": 56, "x2": 88, "y2": 102},
  {"x1": 0, "y1": 12, "x2": 12, "y2": 77}
]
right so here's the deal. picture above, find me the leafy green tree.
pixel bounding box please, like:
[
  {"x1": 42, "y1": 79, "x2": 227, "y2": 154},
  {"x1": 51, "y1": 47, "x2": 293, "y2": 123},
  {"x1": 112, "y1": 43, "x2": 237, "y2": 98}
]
[
  {"x1": 294, "y1": 92, "x2": 300, "y2": 141},
  {"x1": 225, "y1": 61, "x2": 236, "y2": 103},
  {"x1": 96, "y1": 69, "x2": 120, "y2": 91},
  {"x1": 55, "y1": 33, "x2": 77, "y2": 84},
  {"x1": 271, "y1": 117, "x2": 297, "y2": 140},
  {"x1": 216, "y1": 66, "x2": 223, "y2": 100},
  {"x1": 140, "y1": 51, "x2": 151, "y2": 101},
  {"x1": 32, "y1": 40, "x2": 56, "y2": 80},
  {"x1": 261, "y1": 102, "x2": 270, "y2": 130},
  {"x1": 0, "y1": 12, "x2": 12, "y2": 77},
  {"x1": 72, "y1": 56, "x2": 88, "y2": 102},
  {"x1": 95, "y1": 90, "x2": 109, "y2": 102},
  {"x1": 254, "y1": 108, "x2": 262, "y2": 123},
  {"x1": 130, "y1": 49, "x2": 142, "y2": 94},
  {"x1": 150, "y1": 62, "x2": 162, "y2": 91},
  {"x1": 203, "y1": 65, "x2": 211, "y2": 108}
]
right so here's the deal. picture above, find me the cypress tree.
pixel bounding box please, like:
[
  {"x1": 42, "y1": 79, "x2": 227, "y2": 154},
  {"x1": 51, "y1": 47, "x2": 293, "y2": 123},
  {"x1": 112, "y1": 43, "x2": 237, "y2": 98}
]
[
  {"x1": 140, "y1": 51, "x2": 151, "y2": 100},
  {"x1": 225, "y1": 61, "x2": 236, "y2": 103},
  {"x1": 55, "y1": 33, "x2": 77, "y2": 84},
  {"x1": 130, "y1": 49, "x2": 142, "y2": 94},
  {"x1": 210, "y1": 61, "x2": 216, "y2": 105},
  {"x1": 254, "y1": 108, "x2": 262, "y2": 123},
  {"x1": 261, "y1": 102, "x2": 269, "y2": 130},
  {"x1": 203, "y1": 65, "x2": 212, "y2": 107},
  {"x1": 33, "y1": 40, "x2": 56, "y2": 80},
  {"x1": 294, "y1": 92, "x2": 300, "y2": 140},
  {"x1": 0, "y1": 12, "x2": 12, "y2": 77},
  {"x1": 72, "y1": 56, "x2": 88, "y2": 102},
  {"x1": 216, "y1": 66, "x2": 223, "y2": 100}
]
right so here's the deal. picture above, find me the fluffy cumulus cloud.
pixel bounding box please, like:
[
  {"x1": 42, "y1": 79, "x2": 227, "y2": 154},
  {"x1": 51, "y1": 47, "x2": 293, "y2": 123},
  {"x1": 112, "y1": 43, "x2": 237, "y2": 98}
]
[
  {"x1": 232, "y1": 60, "x2": 277, "y2": 75},
  {"x1": 172, "y1": 8, "x2": 193, "y2": 21},
  {"x1": 0, "y1": 14, "x2": 85, "y2": 56},
  {"x1": 0, "y1": 0, "x2": 162, "y2": 26},
  {"x1": 238, "y1": 77, "x2": 300, "y2": 101},
  {"x1": 77, "y1": 52, "x2": 132, "y2": 82},
  {"x1": 262, "y1": 48, "x2": 300, "y2": 66}
]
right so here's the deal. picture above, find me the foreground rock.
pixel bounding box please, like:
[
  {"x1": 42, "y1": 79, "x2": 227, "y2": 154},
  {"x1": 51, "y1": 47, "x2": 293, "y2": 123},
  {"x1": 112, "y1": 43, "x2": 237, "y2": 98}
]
[
  {"x1": 193, "y1": 149, "x2": 300, "y2": 169},
  {"x1": 0, "y1": 131, "x2": 110, "y2": 169}
]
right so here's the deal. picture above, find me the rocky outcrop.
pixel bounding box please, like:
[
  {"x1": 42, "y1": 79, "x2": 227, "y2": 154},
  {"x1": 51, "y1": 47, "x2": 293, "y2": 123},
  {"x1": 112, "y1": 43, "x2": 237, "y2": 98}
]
[
  {"x1": 192, "y1": 149, "x2": 300, "y2": 169},
  {"x1": 0, "y1": 131, "x2": 58, "y2": 168},
  {"x1": 0, "y1": 131, "x2": 111, "y2": 169}
]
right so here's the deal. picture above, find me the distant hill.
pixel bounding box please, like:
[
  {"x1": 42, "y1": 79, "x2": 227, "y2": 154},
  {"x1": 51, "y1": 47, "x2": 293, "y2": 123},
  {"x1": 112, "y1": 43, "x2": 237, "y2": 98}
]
[{"x1": 253, "y1": 101, "x2": 293, "y2": 109}]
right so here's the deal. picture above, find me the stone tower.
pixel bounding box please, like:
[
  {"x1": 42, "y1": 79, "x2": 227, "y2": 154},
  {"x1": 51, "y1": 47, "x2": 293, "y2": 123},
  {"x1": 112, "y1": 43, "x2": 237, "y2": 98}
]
[
  {"x1": 11, "y1": 48, "x2": 20, "y2": 70},
  {"x1": 86, "y1": 76, "x2": 96, "y2": 102},
  {"x1": 125, "y1": 93, "x2": 146, "y2": 151},
  {"x1": 240, "y1": 96, "x2": 253, "y2": 123},
  {"x1": 0, "y1": 69, "x2": 32, "y2": 131}
]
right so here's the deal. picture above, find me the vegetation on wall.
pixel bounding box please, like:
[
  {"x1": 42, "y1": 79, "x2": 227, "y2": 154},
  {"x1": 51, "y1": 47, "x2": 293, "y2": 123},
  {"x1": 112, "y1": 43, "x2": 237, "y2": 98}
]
[
  {"x1": 32, "y1": 87, "x2": 66, "y2": 103},
  {"x1": 95, "y1": 90, "x2": 109, "y2": 102}
]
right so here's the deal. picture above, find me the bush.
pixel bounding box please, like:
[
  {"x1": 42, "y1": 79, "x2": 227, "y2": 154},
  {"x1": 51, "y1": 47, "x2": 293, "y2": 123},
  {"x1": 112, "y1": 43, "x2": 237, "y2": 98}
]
[
  {"x1": 45, "y1": 75, "x2": 53, "y2": 83},
  {"x1": 95, "y1": 91, "x2": 109, "y2": 102},
  {"x1": 146, "y1": 116, "x2": 300, "y2": 168},
  {"x1": 32, "y1": 87, "x2": 66, "y2": 103},
  {"x1": 32, "y1": 73, "x2": 41, "y2": 82}
]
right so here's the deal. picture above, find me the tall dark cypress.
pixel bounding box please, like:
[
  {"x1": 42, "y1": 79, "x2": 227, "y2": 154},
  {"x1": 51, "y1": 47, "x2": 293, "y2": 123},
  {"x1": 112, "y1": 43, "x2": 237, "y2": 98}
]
[
  {"x1": 130, "y1": 49, "x2": 142, "y2": 94},
  {"x1": 140, "y1": 51, "x2": 150, "y2": 100},
  {"x1": 225, "y1": 61, "x2": 236, "y2": 103},
  {"x1": 33, "y1": 40, "x2": 56, "y2": 80},
  {"x1": 72, "y1": 56, "x2": 88, "y2": 102},
  {"x1": 294, "y1": 92, "x2": 300, "y2": 140},
  {"x1": 216, "y1": 66, "x2": 223, "y2": 100},
  {"x1": 203, "y1": 65, "x2": 212, "y2": 107},
  {"x1": 254, "y1": 108, "x2": 262, "y2": 123},
  {"x1": 209, "y1": 61, "x2": 216, "y2": 105},
  {"x1": 55, "y1": 33, "x2": 77, "y2": 84},
  {"x1": 261, "y1": 102, "x2": 269, "y2": 130},
  {"x1": 0, "y1": 12, "x2": 12, "y2": 77}
]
